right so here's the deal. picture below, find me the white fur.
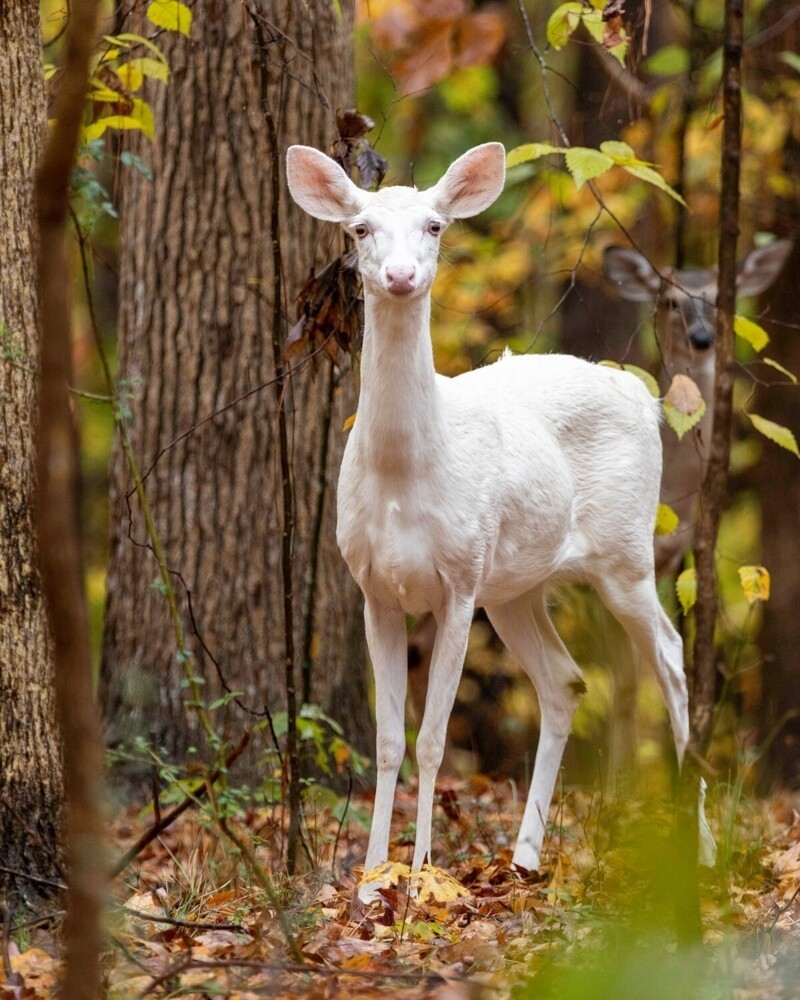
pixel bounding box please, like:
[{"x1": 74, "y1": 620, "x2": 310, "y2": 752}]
[{"x1": 287, "y1": 144, "x2": 691, "y2": 873}]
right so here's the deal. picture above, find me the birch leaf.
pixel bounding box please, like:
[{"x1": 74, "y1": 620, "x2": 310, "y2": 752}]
[
  {"x1": 506, "y1": 143, "x2": 562, "y2": 168},
  {"x1": 564, "y1": 147, "x2": 613, "y2": 189},
  {"x1": 676, "y1": 567, "x2": 697, "y2": 614},
  {"x1": 734, "y1": 314, "x2": 770, "y2": 352},
  {"x1": 749, "y1": 413, "x2": 800, "y2": 457},
  {"x1": 655, "y1": 503, "x2": 679, "y2": 536},
  {"x1": 763, "y1": 357, "x2": 798, "y2": 383},
  {"x1": 663, "y1": 374, "x2": 707, "y2": 441},
  {"x1": 738, "y1": 565, "x2": 770, "y2": 605},
  {"x1": 146, "y1": 0, "x2": 192, "y2": 36}
]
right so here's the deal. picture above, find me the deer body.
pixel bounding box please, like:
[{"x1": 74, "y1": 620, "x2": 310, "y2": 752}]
[{"x1": 288, "y1": 143, "x2": 689, "y2": 874}]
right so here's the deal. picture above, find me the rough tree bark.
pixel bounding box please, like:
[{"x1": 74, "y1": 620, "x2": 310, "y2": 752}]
[
  {"x1": 102, "y1": 0, "x2": 369, "y2": 770},
  {"x1": 0, "y1": 0, "x2": 64, "y2": 907}
]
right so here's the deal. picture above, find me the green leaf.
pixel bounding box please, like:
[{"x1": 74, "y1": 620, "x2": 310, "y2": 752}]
[
  {"x1": 763, "y1": 357, "x2": 798, "y2": 383},
  {"x1": 622, "y1": 163, "x2": 687, "y2": 206},
  {"x1": 734, "y1": 314, "x2": 769, "y2": 352},
  {"x1": 564, "y1": 147, "x2": 613, "y2": 189},
  {"x1": 655, "y1": 503, "x2": 679, "y2": 537},
  {"x1": 663, "y1": 396, "x2": 706, "y2": 441},
  {"x1": 738, "y1": 565, "x2": 770, "y2": 605},
  {"x1": 146, "y1": 0, "x2": 192, "y2": 36},
  {"x1": 581, "y1": 10, "x2": 604, "y2": 44},
  {"x1": 120, "y1": 150, "x2": 154, "y2": 181},
  {"x1": 749, "y1": 413, "x2": 800, "y2": 457},
  {"x1": 644, "y1": 44, "x2": 690, "y2": 76},
  {"x1": 781, "y1": 51, "x2": 800, "y2": 74},
  {"x1": 506, "y1": 143, "x2": 562, "y2": 168},
  {"x1": 546, "y1": 2, "x2": 583, "y2": 50},
  {"x1": 676, "y1": 567, "x2": 697, "y2": 614},
  {"x1": 599, "y1": 140, "x2": 636, "y2": 162}
]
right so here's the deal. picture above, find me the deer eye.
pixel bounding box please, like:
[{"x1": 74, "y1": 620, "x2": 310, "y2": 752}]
[
  {"x1": 353, "y1": 223, "x2": 369, "y2": 239},
  {"x1": 427, "y1": 220, "x2": 443, "y2": 236}
]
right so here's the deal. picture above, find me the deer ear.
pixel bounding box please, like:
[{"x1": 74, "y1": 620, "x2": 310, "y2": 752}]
[
  {"x1": 603, "y1": 247, "x2": 662, "y2": 302},
  {"x1": 286, "y1": 146, "x2": 366, "y2": 223},
  {"x1": 428, "y1": 143, "x2": 506, "y2": 220},
  {"x1": 736, "y1": 239, "x2": 792, "y2": 296}
]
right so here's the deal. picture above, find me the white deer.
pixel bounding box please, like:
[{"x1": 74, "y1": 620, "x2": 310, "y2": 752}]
[{"x1": 286, "y1": 143, "x2": 693, "y2": 874}]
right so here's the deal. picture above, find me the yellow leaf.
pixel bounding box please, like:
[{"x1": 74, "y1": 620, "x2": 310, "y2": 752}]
[
  {"x1": 116, "y1": 62, "x2": 144, "y2": 91},
  {"x1": 129, "y1": 98, "x2": 155, "y2": 140},
  {"x1": 676, "y1": 567, "x2": 697, "y2": 614},
  {"x1": 655, "y1": 503, "x2": 679, "y2": 536},
  {"x1": 113, "y1": 33, "x2": 170, "y2": 64},
  {"x1": 738, "y1": 565, "x2": 770, "y2": 605},
  {"x1": 763, "y1": 357, "x2": 798, "y2": 383},
  {"x1": 749, "y1": 413, "x2": 800, "y2": 457},
  {"x1": 89, "y1": 86, "x2": 123, "y2": 102},
  {"x1": 342, "y1": 413, "x2": 356, "y2": 431},
  {"x1": 129, "y1": 56, "x2": 171, "y2": 83},
  {"x1": 146, "y1": 0, "x2": 192, "y2": 36},
  {"x1": 83, "y1": 115, "x2": 147, "y2": 141},
  {"x1": 410, "y1": 865, "x2": 471, "y2": 904},
  {"x1": 734, "y1": 314, "x2": 770, "y2": 352}
]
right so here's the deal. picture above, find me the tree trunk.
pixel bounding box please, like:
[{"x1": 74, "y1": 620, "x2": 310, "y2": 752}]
[
  {"x1": 102, "y1": 1, "x2": 369, "y2": 772},
  {"x1": 758, "y1": 239, "x2": 800, "y2": 786},
  {"x1": 0, "y1": 1, "x2": 64, "y2": 907}
]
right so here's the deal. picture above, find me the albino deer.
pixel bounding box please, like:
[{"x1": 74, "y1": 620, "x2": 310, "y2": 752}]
[
  {"x1": 286, "y1": 142, "x2": 692, "y2": 875},
  {"x1": 602, "y1": 241, "x2": 791, "y2": 783}
]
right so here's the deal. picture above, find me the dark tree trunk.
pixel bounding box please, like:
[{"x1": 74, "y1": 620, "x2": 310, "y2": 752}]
[
  {"x1": 102, "y1": 1, "x2": 369, "y2": 772},
  {"x1": 0, "y1": 0, "x2": 64, "y2": 908},
  {"x1": 758, "y1": 239, "x2": 800, "y2": 786}
]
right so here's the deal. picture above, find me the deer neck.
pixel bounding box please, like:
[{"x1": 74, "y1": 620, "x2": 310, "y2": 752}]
[{"x1": 357, "y1": 291, "x2": 447, "y2": 473}]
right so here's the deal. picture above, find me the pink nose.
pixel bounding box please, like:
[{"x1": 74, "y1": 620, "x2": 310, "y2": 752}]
[{"x1": 385, "y1": 264, "x2": 416, "y2": 294}]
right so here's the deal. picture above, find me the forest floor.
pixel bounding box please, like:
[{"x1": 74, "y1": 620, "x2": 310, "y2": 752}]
[{"x1": 5, "y1": 778, "x2": 800, "y2": 999}]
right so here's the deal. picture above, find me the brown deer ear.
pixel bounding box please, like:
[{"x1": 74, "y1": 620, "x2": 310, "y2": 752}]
[
  {"x1": 736, "y1": 240, "x2": 793, "y2": 297},
  {"x1": 603, "y1": 247, "x2": 662, "y2": 302}
]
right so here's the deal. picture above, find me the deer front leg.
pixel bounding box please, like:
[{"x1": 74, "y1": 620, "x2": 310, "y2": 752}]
[
  {"x1": 412, "y1": 597, "x2": 474, "y2": 872},
  {"x1": 364, "y1": 597, "x2": 409, "y2": 870}
]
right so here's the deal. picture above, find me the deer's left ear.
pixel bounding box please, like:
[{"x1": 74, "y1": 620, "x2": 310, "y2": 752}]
[
  {"x1": 428, "y1": 143, "x2": 506, "y2": 220},
  {"x1": 736, "y1": 239, "x2": 792, "y2": 296}
]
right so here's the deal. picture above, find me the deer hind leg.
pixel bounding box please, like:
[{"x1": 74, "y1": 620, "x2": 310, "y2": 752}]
[
  {"x1": 591, "y1": 574, "x2": 689, "y2": 767},
  {"x1": 485, "y1": 589, "x2": 584, "y2": 872}
]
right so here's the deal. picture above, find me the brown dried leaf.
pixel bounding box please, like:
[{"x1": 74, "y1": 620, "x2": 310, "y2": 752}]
[
  {"x1": 603, "y1": 0, "x2": 626, "y2": 20},
  {"x1": 336, "y1": 108, "x2": 375, "y2": 141},
  {"x1": 393, "y1": 21, "x2": 453, "y2": 93},
  {"x1": 356, "y1": 147, "x2": 388, "y2": 191},
  {"x1": 453, "y1": 11, "x2": 505, "y2": 69},
  {"x1": 665, "y1": 373, "x2": 704, "y2": 415}
]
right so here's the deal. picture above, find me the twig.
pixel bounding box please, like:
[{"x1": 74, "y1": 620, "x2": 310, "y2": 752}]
[
  {"x1": 115, "y1": 905, "x2": 244, "y2": 932},
  {"x1": 110, "y1": 731, "x2": 250, "y2": 878},
  {"x1": 1, "y1": 901, "x2": 13, "y2": 982},
  {"x1": 0, "y1": 866, "x2": 66, "y2": 893},
  {"x1": 251, "y1": 5, "x2": 302, "y2": 877},
  {"x1": 331, "y1": 771, "x2": 353, "y2": 874}
]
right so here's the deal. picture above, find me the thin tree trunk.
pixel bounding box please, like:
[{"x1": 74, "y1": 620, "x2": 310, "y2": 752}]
[
  {"x1": 0, "y1": 0, "x2": 64, "y2": 909},
  {"x1": 35, "y1": 0, "x2": 106, "y2": 994},
  {"x1": 102, "y1": 1, "x2": 369, "y2": 775},
  {"x1": 690, "y1": 0, "x2": 744, "y2": 748}
]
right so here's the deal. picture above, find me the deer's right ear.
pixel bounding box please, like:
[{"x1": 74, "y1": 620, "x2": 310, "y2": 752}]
[
  {"x1": 603, "y1": 247, "x2": 662, "y2": 302},
  {"x1": 286, "y1": 146, "x2": 365, "y2": 223}
]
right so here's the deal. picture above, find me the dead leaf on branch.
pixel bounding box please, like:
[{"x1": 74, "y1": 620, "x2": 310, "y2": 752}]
[
  {"x1": 284, "y1": 257, "x2": 363, "y2": 366},
  {"x1": 603, "y1": 0, "x2": 626, "y2": 21}
]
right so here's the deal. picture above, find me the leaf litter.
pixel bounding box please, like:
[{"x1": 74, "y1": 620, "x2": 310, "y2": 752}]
[{"x1": 6, "y1": 781, "x2": 800, "y2": 998}]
